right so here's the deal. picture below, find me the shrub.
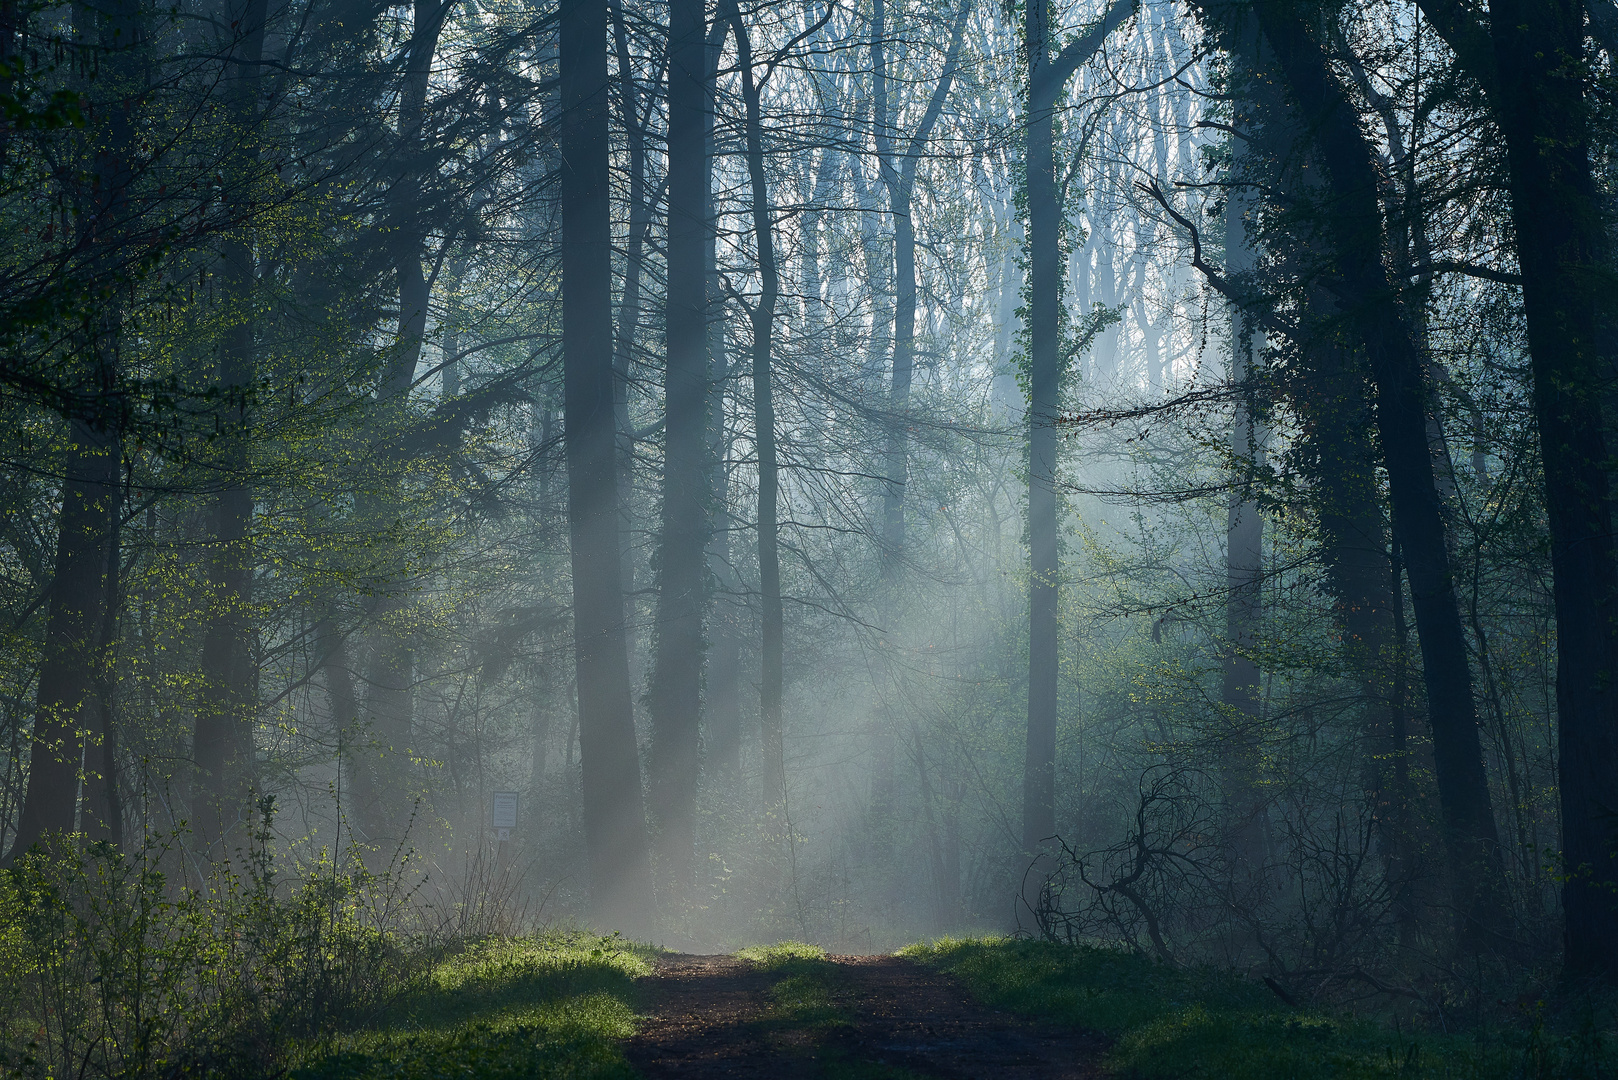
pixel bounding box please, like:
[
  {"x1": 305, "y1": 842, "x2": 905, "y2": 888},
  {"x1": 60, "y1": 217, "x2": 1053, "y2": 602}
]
[{"x1": 0, "y1": 799, "x2": 426, "y2": 1079}]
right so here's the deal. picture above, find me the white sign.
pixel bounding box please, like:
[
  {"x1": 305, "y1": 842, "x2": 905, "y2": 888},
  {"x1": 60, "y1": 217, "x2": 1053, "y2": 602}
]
[{"x1": 491, "y1": 790, "x2": 519, "y2": 831}]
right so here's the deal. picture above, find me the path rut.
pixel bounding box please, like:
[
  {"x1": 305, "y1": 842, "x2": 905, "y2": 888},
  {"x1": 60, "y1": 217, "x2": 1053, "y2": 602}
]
[{"x1": 625, "y1": 953, "x2": 1108, "y2": 1078}]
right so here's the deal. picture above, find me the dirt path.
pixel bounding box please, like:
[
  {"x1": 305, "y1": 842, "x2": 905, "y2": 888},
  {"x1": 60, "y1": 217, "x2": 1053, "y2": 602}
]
[{"x1": 625, "y1": 953, "x2": 1108, "y2": 1078}]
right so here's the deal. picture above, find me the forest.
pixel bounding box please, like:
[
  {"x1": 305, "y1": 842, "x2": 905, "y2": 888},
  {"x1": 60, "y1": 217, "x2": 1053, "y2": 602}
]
[{"x1": 1, "y1": 0, "x2": 1617, "y2": 1072}]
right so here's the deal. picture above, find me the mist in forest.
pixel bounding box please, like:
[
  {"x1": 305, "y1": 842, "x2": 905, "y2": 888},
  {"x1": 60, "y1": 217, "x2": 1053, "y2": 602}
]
[{"x1": 2, "y1": 0, "x2": 1617, "y2": 1003}]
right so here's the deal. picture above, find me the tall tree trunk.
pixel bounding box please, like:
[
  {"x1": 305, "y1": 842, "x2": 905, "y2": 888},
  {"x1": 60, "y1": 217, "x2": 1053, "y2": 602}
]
[
  {"x1": 1021, "y1": 21, "x2": 1060, "y2": 863},
  {"x1": 8, "y1": 0, "x2": 143, "y2": 859},
  {"x1": 1020, "y1": 0, "x2": 1133, "y2": 859},
  {"x1": 560, "y1": 0, "x2": 654, "y2": 933},
  {"x1": 1221, "y1": 109, "x2": 1267, "y2": 876},
  {"x1": 9, "y1": 428, "x2": 121, "y2": 858},
  {"x1": 1423, "y1": 0, "x2": 1618, "y2": 977},
  {"x1": 1299, "y1": 329, "x2": 1416, "y2": 931},
  {"x1": 318, "y1": 616, "x2": 377, "y2": 830},
  {"x1": 611, "y1": 0, "x2": 651, "y2": 673},
  {"x1": 356, "y1": 0, "x2": 451, "y2": 840},
  {"x1": 872, "y1": 0, "x2": 968, "y2": 580},
  {"x1": 648, "y1": 0, "x2": 709, "y2": 901},
  {"x1": 723, "y1": 0, "x2": 784, "y2": 810},
  {"x1": 195, "y1": 0, "x2": 268, "y2": 853},
  {"x1": 702, "y1": 29, "x2": 740, "y2": 778},
  {"x1": 1233, "y1": 0, "x2": 1508, "y2": 942}
]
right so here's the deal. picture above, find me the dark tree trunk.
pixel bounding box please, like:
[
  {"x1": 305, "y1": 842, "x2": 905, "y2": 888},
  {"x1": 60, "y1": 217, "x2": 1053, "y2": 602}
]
[
  {"x1": 611, "y1": 0, "x2": 652, "y2": 670},
  {"x1": 1022, "y1": 65, "x2": 1059, "y2": 856},
  {"x1": 723, "y1": 0, "x2": 784, "y2": 810},
  {"x1": 1464, "y1": 0, "x2": 1618, "y2": 979},
  {"x1": 702, "y1": 26, "x2": 740, "y2": 778},
  {"x1": 318, "y1": 616, "x2": 377, "y2": 826},
  {"x1": 1235, "y1": 0, "x2": 1507, "y2": 941},
  {"x1": 1222, "y1": 125, "x2": 1267, "y2": 874},
  {"x1": 8, "y1": 0, "x2": 143, "y2": 859},
  {"x1": 9, "y1": 428, "x2": 121, "y2": 857},
  {"x1": 872, "y1": 0, "x2": 968, "y2": 580},
  {"x1": 648, "y1": 0, "x2": 709, "y2": 899},
  {"x1": 352, "y1": 0, "x2": 449, "y2": 841},
  {"x1": 560, "y1": 0, "x2": 654, "y2": 933},
  {"x1": 1298, "y1": 329, "x2": 1416, "y2": 929},
  {"x1": 1020, "y1": 0, "x2": 1133, "y2": 858},
  {"x1": 195, "y1": 0, "x2": 268, "y2": 852}
]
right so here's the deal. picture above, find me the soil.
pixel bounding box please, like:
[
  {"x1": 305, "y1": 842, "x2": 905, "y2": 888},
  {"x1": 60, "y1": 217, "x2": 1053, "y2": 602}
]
[{"x1": 624, "y1": 953, "x2": 1110, "y2": 1078}]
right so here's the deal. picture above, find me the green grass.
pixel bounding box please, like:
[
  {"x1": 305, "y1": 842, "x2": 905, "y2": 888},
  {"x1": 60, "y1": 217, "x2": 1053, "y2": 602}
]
[
  {"x1": 290, "y1": 932, "x2": 654, "y2": 1080},
  {"x1": 737, "y1": 940, "x2": 829, "y2": 970},
  {"x1": 902, "y1": 937, "x2": 1617, "y2": 1079}
]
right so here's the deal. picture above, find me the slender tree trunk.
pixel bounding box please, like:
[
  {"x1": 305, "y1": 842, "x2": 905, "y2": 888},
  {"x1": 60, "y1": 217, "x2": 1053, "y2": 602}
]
[
  {"x1": 356, "y1": 0, "x2": 450, "y2": 840},
  {"x1": 611, "y1": 0, "x2": 651, "y2": 671},
  {"x1": 1301, "y1": 330, "x2": 1416, "y2": 931},
  {"x1": 723, "y1": 0, "x2": 784, "y2": 810},
  {"x1": 872, "y1": 0, "x2": 968, "y2": 579},
  {"x1": 1236, "y1": 0, "x2": 1507, "y2": 941},
  {"x1": 195, "y1": 0, "x2": 268, "y2": 853},
  {"x1": 318, "y1": 616, "x2": 377, "y2": 829},
  {"x1": 560, "y1": 0, "x2": 654, "y2": 933},
  {"x1": 648, "y1": 0, "x2": 709, "y2": 900},
  {"x1": 702, "y1": 27, "x2": 740, "y2": 778},
  {"x1": 1020, "y1": 0, "x2": 1135, "y2": 856},
  {"x1": 1022, "y1": 60, "x2": 1060, "y2": 863},
  {"x1": 442, "y1": 251, "x2": 465, "y2": 398}
]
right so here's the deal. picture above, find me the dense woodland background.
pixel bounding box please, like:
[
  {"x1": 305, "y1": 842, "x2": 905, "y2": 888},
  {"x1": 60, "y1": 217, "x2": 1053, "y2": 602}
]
[{"x1": 1, "y1": 0, "x2": 1617, "y2": 1051}]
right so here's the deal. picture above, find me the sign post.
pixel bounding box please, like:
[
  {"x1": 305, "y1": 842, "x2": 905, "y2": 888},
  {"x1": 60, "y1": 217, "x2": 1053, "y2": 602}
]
[{"x1": 491, "y1": 790, "x2": 518, "y2": 842}]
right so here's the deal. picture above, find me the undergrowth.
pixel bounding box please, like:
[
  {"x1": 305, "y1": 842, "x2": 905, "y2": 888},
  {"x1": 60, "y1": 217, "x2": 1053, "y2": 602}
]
[
  {"x1": 0, "y1": 803, "x2": 652, "y2": 1080},
  {"x1": 290, "y1": 932, "x2": 653, "y2": 1080},
  {"x1": 902, "y1": 937, "x2": 1618, "y2": 1079}
]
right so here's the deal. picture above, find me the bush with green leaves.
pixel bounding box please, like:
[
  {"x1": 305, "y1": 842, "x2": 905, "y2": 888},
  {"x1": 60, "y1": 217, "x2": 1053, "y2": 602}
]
[{"x1": 0, "y1": 801, "x2": 426, "y2": 1079}]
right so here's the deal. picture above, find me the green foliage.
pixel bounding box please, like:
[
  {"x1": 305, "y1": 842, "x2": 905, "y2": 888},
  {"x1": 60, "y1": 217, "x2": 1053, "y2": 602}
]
[
  {"x1": 904, "y1": 938, "x2": 1618, "y2": 1079},
  {"x1": 736, "y1": 940, "x2": 829, "y2": 970},
  {"x1": 0, "y1": 812, "x2": 426, "y2": 1080},
  {"x1": 290, "y1": 934, "x2": 650, "y2": 1080}
]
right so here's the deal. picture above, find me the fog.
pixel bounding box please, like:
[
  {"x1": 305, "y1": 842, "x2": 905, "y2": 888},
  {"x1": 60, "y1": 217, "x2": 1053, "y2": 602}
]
[{"x1": 0, "y1": 0, "x2": 1611, "y2": 991}]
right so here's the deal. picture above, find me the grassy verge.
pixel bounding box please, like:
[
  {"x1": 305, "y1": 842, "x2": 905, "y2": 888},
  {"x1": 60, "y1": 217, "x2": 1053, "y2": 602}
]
[
  {"x1": 290, "y1": 932, "x2": 654, "y2": 1080},
  {"x1": 901, "y1": 938, "x2": 1616, "y2": 1079}
]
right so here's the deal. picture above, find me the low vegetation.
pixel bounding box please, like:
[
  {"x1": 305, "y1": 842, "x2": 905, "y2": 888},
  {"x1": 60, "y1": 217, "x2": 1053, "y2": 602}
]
[
  {"x1": 0, "y1": 827, "x2": 649, "y2": 1080},
  {"x1": 291, "y1": 935, "x2": 651, "y2": 1080},
  {"x1": 904, "y1": 938, "x2": 1618, "y2": 1079}
]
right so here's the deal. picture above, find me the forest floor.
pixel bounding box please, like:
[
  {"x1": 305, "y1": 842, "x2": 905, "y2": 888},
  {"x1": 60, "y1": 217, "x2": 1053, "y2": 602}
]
[
  {"x1": 289, "y1": 935, "x2": 1617, "y2": 1080},
  {"x1": 625, "y1": 947, "x2": 1106, "y2": 1078}
]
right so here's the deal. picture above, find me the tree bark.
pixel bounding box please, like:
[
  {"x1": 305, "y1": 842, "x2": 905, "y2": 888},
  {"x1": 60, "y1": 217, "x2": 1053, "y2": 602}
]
[
  {"x1": 648, "y1": 0, "x2": 709, "y2": 900},
  {"x1": 723, "y1": 0, "x2": 784, "y2": 811},
  {"x1": 9, "y1": 428, "x2": 121, "y2": 858},
  {"x1": 871, "y1": 0, "x2": 967, "y2": 579},
  {"x1": 354, "y1": 0, "x2": 451, "y2": 841},
  {"x1": 1232, "y1": 0, "x2": 1508, "y2": 942},
  {"x1": 195, "y1": 0, "x2": 268, "y2": 853},
  {"x1": 560, "y1": 0, "x2": 654, "y2": 933},
  {"x1": 1221, "y1": 116, "x2": 1267, "y2": 875},
  {"x1": 8, "y1": 0, "x2": 143, "y2": 859},
  {"x1": 702, "y1": 28, "x2": 740, "y2": 778},
  {"x1": 1020, "y1": 0, "x2": 1134, "y2": 857},
  {"x1": 1415, "y1": 0, "x2": 1618, "y2": 978}
]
